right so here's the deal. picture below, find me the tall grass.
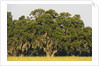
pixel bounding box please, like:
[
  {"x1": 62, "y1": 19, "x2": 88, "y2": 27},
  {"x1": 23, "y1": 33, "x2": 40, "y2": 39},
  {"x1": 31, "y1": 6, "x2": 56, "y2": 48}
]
[{"x1": 7, "y1": 56, "x2": 92, "y2": 61}]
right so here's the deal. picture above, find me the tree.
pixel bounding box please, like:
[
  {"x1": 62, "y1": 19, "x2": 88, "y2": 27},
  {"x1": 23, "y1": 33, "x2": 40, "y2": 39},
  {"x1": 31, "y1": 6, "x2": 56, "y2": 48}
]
[
  {"x1": 34, "y1": 13, "x2": 63, "y2": 57},
  {"x1": 7, "y1": 9, "x2": 92, "y2": 57},
  {"x1": 7, "y1": 12, "x2": 12, "y2": 21},
  {"x1": 7, "y1": 12, "x2": 15, "y2": 56}
]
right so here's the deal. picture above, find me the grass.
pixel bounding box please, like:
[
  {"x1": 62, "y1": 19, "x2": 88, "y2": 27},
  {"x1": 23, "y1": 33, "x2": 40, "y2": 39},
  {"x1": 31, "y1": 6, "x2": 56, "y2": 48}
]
[{"x1": 7, "y1": 56, "x2": 92, "y2": 61}]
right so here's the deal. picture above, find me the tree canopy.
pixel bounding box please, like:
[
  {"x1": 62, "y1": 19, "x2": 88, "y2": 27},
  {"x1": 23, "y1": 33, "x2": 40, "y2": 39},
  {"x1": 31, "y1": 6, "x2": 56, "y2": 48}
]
[{"x1": 7, "y1": 9, "x2": 92, "y2": 57}]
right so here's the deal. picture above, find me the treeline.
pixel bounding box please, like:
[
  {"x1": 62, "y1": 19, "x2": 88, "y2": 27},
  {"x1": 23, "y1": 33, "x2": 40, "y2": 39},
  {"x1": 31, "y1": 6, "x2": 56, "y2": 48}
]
[{"x1": 7, "y1": 9, "x2": 92, "y2": 57}]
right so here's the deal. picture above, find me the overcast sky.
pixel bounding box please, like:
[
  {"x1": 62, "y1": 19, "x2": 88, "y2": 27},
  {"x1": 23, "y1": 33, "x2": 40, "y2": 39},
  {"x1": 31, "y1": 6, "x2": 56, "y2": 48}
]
[{"x1": 7, "y1": 4, "x2": 92, "y2": 27}]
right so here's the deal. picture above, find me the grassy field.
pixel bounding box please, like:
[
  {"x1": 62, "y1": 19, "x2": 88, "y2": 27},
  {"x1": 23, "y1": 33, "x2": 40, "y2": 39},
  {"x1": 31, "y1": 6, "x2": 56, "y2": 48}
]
[{"x1": 7, "y1": 56, "x2": 92, "y2": 61}]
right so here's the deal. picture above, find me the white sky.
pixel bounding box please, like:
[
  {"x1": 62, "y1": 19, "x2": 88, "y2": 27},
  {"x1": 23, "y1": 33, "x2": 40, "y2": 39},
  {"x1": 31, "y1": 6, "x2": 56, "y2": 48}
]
[{"x1": 7, "y1": 4, "x2": 92, "y2": 27}]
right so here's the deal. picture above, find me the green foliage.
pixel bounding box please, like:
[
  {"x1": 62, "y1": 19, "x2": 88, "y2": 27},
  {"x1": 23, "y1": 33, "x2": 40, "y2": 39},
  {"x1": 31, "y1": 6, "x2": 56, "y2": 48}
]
[
  {"x1": 45, "y1": 9, "x2": 58, "y2": 19},
  {"x1": 30, "y1": 8, "x2": 45, "y2": 18},
  {"x1": 36, "y1": 13, "x2": 54, "y2": 25},
  {"x1": 60, "y1": 12, "x2": 71, "y2": 17},
  {"x1": 19, "y1": 15, "x2": 25, "y2": 20},
  {"x1": 7, "y1": 12, "x2": 12, "y2": 21}
]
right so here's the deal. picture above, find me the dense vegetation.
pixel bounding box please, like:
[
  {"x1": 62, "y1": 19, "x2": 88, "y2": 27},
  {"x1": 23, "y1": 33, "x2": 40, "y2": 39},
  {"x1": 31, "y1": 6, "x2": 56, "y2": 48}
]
[{"x1": 7, "y1": 9, "x2": 92, "y2": 57}]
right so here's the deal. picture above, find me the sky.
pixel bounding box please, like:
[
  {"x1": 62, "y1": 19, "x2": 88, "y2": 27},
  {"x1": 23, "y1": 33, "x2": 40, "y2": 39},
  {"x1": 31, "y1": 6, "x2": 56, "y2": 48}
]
[{"x1": 7, "y1": 4, "x2": 92, "y2": 27}]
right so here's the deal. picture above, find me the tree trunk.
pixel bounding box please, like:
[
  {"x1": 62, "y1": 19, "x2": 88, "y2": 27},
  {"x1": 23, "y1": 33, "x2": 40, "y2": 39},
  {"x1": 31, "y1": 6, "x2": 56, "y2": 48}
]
[
  {"x1": 51, "y1": 50, "x2": 57, "y2": 57},
  {"x1": 43, "y1": 47, "x2": 50, "y2": 57},
  {"x1": 46, "y1": 52, "x2": 50, "y2": 57},
  {"x1": 20, "y1": 40, "x2": 23, "y2": 49},
  {"x1": 20, "y1": 54, "x2": 23, "y2": 56}
]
